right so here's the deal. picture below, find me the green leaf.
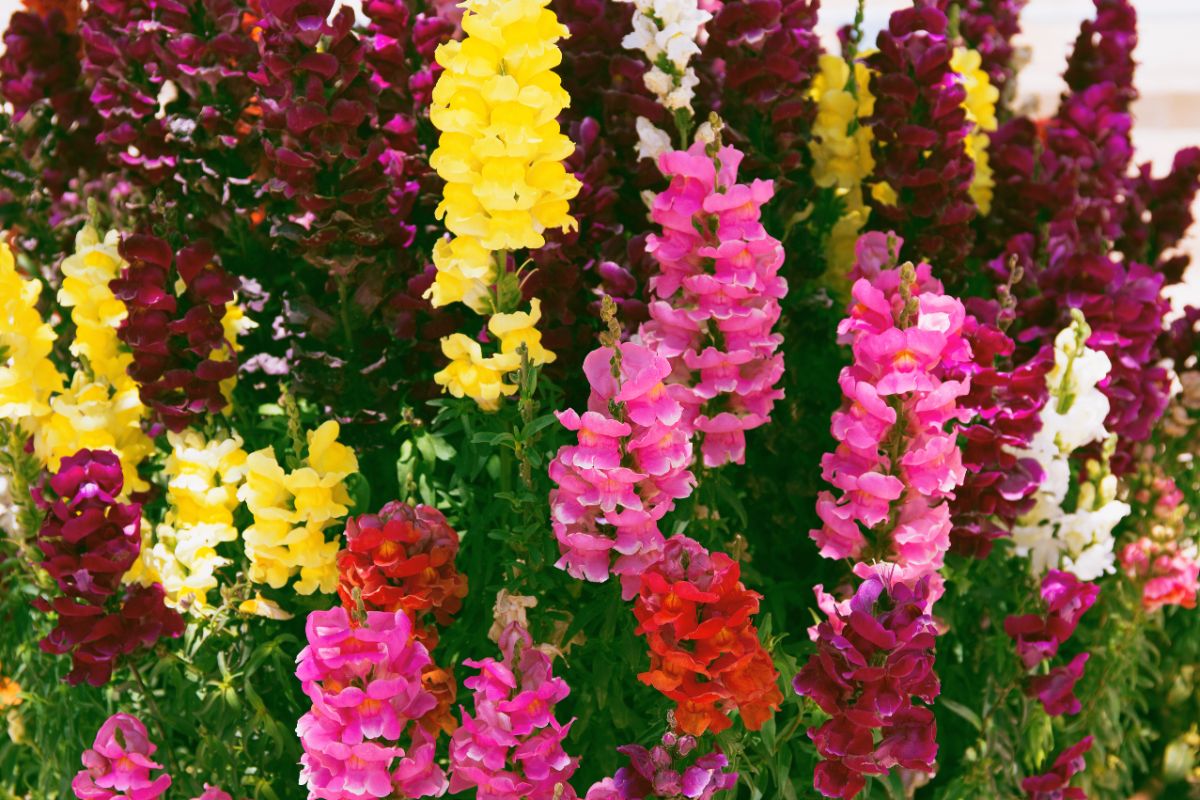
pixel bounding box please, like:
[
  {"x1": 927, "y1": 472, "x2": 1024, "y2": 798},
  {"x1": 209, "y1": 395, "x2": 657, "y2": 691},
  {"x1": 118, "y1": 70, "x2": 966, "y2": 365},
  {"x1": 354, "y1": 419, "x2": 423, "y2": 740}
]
[{"x1": 939, "y1": 697, "x2": 983, "y2": 731}]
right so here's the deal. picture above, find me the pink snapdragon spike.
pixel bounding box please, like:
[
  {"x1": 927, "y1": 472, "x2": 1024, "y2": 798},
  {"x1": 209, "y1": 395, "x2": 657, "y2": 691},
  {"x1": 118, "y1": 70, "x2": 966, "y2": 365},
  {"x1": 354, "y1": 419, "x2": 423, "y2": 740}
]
[
  {"x1": 191, "y1": 786, "x2": 234, "y2": 800},
  {"x1": 639, "y1": 141, "x2": 787, "y2": 468},
  {"x1": 71, "y1": 713, "x2": 172, "y2": 800},
  {"x1": 549, "y1": 342, "x2": 695, "y2": 595},
  {"x1": 449, "y1": 623, "x2": 579, "y2": 800},
  {"x1": 809, "y1": 232, "x2": 972, "y2": 603},
  {"x1": 295, "y1": 607, "x2": 446, "y2": 800}
]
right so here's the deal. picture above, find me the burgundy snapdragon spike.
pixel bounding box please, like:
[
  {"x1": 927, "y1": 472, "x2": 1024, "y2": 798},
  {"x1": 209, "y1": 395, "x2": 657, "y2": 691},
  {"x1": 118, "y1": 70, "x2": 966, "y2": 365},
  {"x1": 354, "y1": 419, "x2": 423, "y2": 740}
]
[
  {"x1": 866, "y1": 1, "x2": 976, "y2": 277},
  {"x1": 111, "y1": 234, "x2": 240, "y2": 432},
  {"x1": 35, "y1": 449, "x2": 183, "y2": 686}
]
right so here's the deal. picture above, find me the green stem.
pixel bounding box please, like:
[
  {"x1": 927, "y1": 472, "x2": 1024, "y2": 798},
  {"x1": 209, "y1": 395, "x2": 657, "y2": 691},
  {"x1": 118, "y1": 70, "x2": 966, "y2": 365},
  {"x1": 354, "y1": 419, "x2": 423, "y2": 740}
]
[{"x1": 129, "y1": 659, "x2": 182, "y2": 781}]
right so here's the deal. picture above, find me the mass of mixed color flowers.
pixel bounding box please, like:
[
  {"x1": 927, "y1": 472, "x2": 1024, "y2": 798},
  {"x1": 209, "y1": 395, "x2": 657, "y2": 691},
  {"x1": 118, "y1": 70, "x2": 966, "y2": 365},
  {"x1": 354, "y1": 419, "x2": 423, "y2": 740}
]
[{"x1": 1, "y1": 0, "x2": 1199, "y2": 798}]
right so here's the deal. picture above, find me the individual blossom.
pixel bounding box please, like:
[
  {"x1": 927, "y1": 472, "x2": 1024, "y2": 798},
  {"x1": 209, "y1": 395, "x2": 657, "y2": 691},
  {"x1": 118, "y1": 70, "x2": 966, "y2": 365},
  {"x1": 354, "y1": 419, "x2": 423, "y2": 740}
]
[
  {"x1": 127, "y1": 431, "x2": 248, "y2": 612},
  {"x1": 548, "y1": 339, "x2": 694, "y2": 592},
  {"x1": 792, "y1": 574, "x2": 940, "y2": 799},
  {"x1": 426, "y1": 0, "x2": 581, "y2": 309},
  {"x1": 950, "y1": 47, "x2": 999, "y2": 214},
  {"x1": 1004, "y1": 569, "x2": 1099, "y2": 670},
  {"x1": 296, "y1": 606, "x2": 446, "y2": 800},
  {"x1": 808, "y1": 53, "x2": 876, "y2": 282},
  {"x1": 109, "y1": 234, "x2": 240, "y2": 433},
  {"x1": 0, "y1": 240, "x2": 63, "y2": 428},
  {"x1": 634, "y1": 534, "x2": 782, "y2": 736},
  {"x1": 638, "y1": 140, "x2": 787, "y2": 468},
  {"x1": 1009, "y1": 313, "x2": 1130, "y2": 580},
  {"x1": 1021, "y1": 736, "x2": 1093, "y2": 800},
  {"x1": 866, "y1": 3, "x2": 977, "y2": 277},
  {"x1": 586, "y1": 728, "x2": 737, "y2": 800},
  {"x1": 71, "y1": 713, "x2": 172, "y2": 800},
  {"x1": 616, "y1": 0, "x2": 711, "y2": 119},
  {"x1": 449, "y1": 623, "x2": 579, "y2": 800},
  {"x1": 1024, "y1": 652, "x2": 1089, "y2": 717},
  {"x1": 190, "y1": 786, "x2": 233, "y2": 800},
  {"x1": 35, "y1": 449, "x2": 184, "y2": 685},
  {"x1": 336, "y1": 500, "x2": 468, "y2": 646},
  {"x1": 239, "y1": 421, "x2": 359, "y2": 596}
]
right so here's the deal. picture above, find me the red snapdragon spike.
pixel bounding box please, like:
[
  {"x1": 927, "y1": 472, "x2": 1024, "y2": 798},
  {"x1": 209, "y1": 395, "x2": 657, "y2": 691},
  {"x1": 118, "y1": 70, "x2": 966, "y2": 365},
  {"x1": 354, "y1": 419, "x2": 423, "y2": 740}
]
[{"x1": 633, "y1": 535, "x2": 781, "y2": 737}]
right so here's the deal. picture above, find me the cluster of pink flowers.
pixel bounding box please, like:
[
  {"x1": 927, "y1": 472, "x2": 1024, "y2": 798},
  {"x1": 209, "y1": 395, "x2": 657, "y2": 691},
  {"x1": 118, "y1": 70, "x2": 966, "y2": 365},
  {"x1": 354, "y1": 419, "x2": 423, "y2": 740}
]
[
  {"x1": 72, "y1": 713, "x2": 171, "y2": 800},
  {"x1": 792, "y1": 573, "x2": 940, "y2": 799},
  {"x1": 35, "y1": 449, "x2": 183, "y2": 686},
  {"x1": 548, "y1": 342, "x2": 695, "y2": 593},
  {"x1": 295, "y1": 607, "x2": 446, "y2": 800},
  {"x1": 810, "y1": 232, "x2": 971, "y2": 600},
  {"x1": 639, "y1": 141, "x2": 787, "y2": 468},
  {"x1": 448, "y1": 623, "x2": 579, "y2": 800},
  {"x1": 1120, "y1": 537, "x2": 1199, "y2": 612},
  {"x1": 1005, "y1": 570, "x2": 1098, "y2": 718},
  {"x1": 584, "y1": 729, "x2": 737, "y2": 800}
]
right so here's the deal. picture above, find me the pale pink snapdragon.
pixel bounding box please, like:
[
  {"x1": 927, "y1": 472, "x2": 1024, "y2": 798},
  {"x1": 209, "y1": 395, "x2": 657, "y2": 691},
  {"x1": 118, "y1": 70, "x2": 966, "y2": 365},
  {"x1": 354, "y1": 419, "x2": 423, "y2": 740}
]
[
  {"x1": 72, "y1": 714, "x2": 172, "y2": 800},
  {"x1": 810, "y1": 232, "x2": 973, "y2": 604},
  {"x1": 449, "y1": 624, "x2": 579, "y2": 800},
  {"x1": 548, "y1": 342, "x2": 695, "y2": 595},
  {"x1": 295, "y1": 607, "x2": 446, "y2": 800},
  {"x1": 1120, "y1": 536, "x2": 1200, "y2": 612},
  {"x1": 639, "y1": 141, "x2": 787, "y2": 468}
]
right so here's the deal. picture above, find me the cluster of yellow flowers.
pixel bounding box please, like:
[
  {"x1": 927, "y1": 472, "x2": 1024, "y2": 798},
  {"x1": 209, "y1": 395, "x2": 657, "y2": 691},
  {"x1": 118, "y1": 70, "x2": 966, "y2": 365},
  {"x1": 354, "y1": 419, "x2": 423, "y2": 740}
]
[
  {"x1": 128, "y1": 431, "x2": 248, "y2": 612},
  {"x1": 809, "y1": 54, "x2": 877, "y2": 287},
  {"x1": 35, "y1": 225, "x2": 155, "y2": 494},
  {"x1": 0, "y1": 242, "x2": 63, "y2": 429},
  {"x1": 427, "y1": 0, "x2": 574, "y2": 409},
  {"x1": 951, "y1": 47, "x2": 999, "y2": 215},
  {"x1": 238, "y1": 421, "x2": 358, "y2": 595}
]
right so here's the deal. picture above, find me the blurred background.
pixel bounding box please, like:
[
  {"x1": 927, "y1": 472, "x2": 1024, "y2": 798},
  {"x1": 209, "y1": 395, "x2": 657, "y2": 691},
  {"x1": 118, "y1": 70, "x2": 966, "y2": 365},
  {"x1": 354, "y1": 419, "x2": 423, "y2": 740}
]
[{"x1": 0, "y1": 0, "x2": 1196, "y2": 287}]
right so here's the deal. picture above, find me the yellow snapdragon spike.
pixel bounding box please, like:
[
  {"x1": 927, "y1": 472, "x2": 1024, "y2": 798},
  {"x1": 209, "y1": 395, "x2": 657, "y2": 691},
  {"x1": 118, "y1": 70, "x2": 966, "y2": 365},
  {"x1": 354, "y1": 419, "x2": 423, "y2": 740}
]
[
  {"x1": 951, "y1": 47, "x2": 1000, "y2": 215},
  {"x1": 433, "y1": 333, "x2": 521, "y2": 411},
  {"x1": 238, "y1": 420, "x2": 357, "y2": 597},
  {"x1": 809, "y1": 54, "x2": 877, "y2": 288},
  {"x1": 57, "y1": 225, "x2": 134, "y2": 390},
  {"x1": 427, "y1": 0, "x2": 580, "y2": 271},
  {"x1": 217, "y1": 298, "x2": 256, "y2": 404},
  {"x1": 488, "y1": 298, "x2": 557, "y2": 366},
  {"x1": 127, "y1": 431, "x2": 248, "y2": 612},
  {"x1": 0, "y1": 243, "x2": 63, "y2": 427}
]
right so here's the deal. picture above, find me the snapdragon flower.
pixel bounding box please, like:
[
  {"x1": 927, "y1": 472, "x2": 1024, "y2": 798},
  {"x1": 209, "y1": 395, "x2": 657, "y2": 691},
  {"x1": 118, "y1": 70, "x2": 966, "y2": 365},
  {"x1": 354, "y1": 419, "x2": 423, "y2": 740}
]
[{"x1": 72, "y1": 713, "x2": 171, "y2": 800}]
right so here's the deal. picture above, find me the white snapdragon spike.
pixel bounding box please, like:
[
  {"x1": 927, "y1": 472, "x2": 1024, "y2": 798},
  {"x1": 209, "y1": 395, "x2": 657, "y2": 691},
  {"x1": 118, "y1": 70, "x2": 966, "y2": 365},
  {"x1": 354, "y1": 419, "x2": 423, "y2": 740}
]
[
  {"x1": 1008, "y1": 311, "x2": 1128, "y2": 580},
  {"x1": 617, "y1": 0, "x2": 710, "y2": 114},
  {"x1": 636, "y1": 116, "x2": 674, "y2": 162}
]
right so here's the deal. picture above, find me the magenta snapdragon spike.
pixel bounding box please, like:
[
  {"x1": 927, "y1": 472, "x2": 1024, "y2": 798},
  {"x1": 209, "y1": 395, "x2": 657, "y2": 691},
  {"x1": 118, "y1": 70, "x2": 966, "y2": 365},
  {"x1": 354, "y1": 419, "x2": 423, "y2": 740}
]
[
  {"x1": 958, "y1": 0, "x2": 1029, "y2": 101},
  {"x1": 110, "y1": 234, "x2": 240, "y2": 432},
  {"x1": 548, "y1": 342, "x2": 695, "y2": 594},
  {"x1": 295, "y1": 607, "x2": 447, "y2": 800},
  {"x1": 1004, "y1": 570, "x2": 1097, "y2": 718},
  {"x1": 35, "y1": 449, "x2": 183, "y2": 687},
  {"x1": 639, "y1": 142, "x2": 787, "y2": 468},
  {"x1": 449, "y1": 623, "x2": 580, "y2": 800},
  {"x1": 1119, "y1": 146, "x2": 1200, "y2": 283},
  {"x1": 793, "y1": 574, "x2": 940, "y2": 800},
  {"x1": 809, "y1": 232, "x2": 970, "y2": 597},
  {"x1": 1062, "y1": 0, "x2": 1137, "y2": 109},
  {"x1": 866, "y1": 1, "x2": 976, "y2": 276},
  {"x1": 584, "y1": 731, "x2": 737, "y2": 800},
  {"x1": 1021, "y1": 736, "x2": 1093, "y2": 800},
  {"x1": 72, "y1": 713, "x2": 172, "y2": 800}
]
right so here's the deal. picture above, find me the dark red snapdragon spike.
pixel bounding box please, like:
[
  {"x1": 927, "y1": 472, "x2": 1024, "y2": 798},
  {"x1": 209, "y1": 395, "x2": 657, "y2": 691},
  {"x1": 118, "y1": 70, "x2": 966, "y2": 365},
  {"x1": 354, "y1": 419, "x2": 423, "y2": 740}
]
[
  {"x1": 35, "y1": 449, "x2": 183, "y2": 687},
  {"x1": 866, "y1": 1, "x2": 977, "y2": 278},
  {"x1": 111, "y1": 234, "x2": 240, "y2": 432}
]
